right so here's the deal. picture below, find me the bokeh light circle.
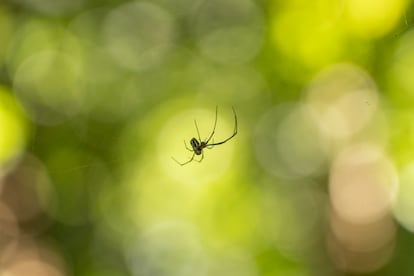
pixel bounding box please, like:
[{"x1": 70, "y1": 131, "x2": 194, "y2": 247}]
[
  {"x1": 103, "y1": 1, "x2": 176, "y2": 72},
  {"x1": 193, "y1": 0, "x2": 264, "y2": 65},
  {"x1": 159, "y1": 107, "x2": 236, "y2": 185},
  {"x1": 0, "y1": 154, "x2": 56, "y2": 231},
  {"x1": 271, "y1": 3, "x2": 346, "y2": 69},
  {"x1": 305, "y1": 63, "x2": 379, "y2": 142},
  {"x1": 125, "y1": 221, "x2": 206, "y2": 276},
  {"x1": 0, "y1": 86, "x2": 28, "y2": 171},
  {"x1": 328, "y1": 211, "x2": 396, "y2": 274},
  {"x1": 254, "y1": 103, "x2": 327, "y2": 179},
  {"x1": 6, "y1": 19, "x2": 82, "y2": 77},
  {"x1": 0, "y1": 239, "x2": 67, "y2": 276},
  {"x1": 13, "y1": 50, "x2": 83, "y2": 125},
  {"x1": 330, "y1": 143, "x2": 398, "y2": 224},
  {"x1": 344, "y1": 0, "x2": 406, "y2": 38}
]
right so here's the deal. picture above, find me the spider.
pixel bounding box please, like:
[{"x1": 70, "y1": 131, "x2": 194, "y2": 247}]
[{"x1": 172, "y1": 106, "x2": 238, "y2": 166}]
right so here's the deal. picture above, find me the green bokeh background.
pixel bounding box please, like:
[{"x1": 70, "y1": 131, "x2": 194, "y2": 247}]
[{"x1": 1, "y1": 0, "x2": 414, "y2": 275}]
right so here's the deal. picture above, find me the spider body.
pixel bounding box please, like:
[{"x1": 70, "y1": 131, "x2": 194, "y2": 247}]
[
  {"x1": 190, "y1": 138, "x2": 205, "y2": 155},
  {"x1": 172, "y1": 106, "x2": 237, "y2": 166}
]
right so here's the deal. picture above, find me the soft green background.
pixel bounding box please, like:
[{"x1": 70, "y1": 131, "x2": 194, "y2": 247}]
[{"x1": 0, "y1": 0, "x2": 414, "y2": 275}]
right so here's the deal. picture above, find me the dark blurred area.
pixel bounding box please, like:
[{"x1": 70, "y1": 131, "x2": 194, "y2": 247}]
[{"x1": 0, "y1": 0, "x2": 414, "y2": 275}]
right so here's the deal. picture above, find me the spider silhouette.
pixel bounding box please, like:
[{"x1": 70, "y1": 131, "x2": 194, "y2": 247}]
[{"x1": 172, "y1": 106, "x2": 237, "y2": 166}]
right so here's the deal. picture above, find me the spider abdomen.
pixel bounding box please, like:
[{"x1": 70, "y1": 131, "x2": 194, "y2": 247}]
[{"x1": 190, "y1": 138, "x2": 202, "y2": 155}]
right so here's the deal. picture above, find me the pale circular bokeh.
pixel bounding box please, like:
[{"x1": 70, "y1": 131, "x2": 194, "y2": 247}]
[
  {"x1": 68, "y1": 7, "x2": 144, "y2": 121},
  {"x1": 0, "y1": 154, "x2": 56, "y2": 236},
  {"x1": 193, "y1": 0, "x2": 264, "y2": 65},
  {"x1": 327, "y1": 229, "x2": 395, "y2": 274},
  {"x1": 0, "y1": 239, "x2": 67, "y2": 276},
  {"x1": 125, "y1": 221, "x2": 206, "y2": 276},
  {"x1": 254, "y1": 103, "x2": 327, "y2": 179},
  {"x1": 328, "y1": 208, "x2": 396, "y2": 274},
  {"x1": 329, "y1": 143, "x2": 398, "y2": 224},
  {"x1": 68, "y1": 6, "x2": 109, "y2": 47},
  {"x1": 305, "y1": 63, "x2": 379, "y2": 143},
  {"x1": 103, "y1": 1, "x2": 176, "y2": 71},
  {"x1": 330, "y1": 212, "x2": 396, "y2": 253},
  {"x1": 6, "y1": 19, "x2": 82, "y2": 77},
  {"x1": 13, "y1": 50, "x2": 83, "y2": 125}
]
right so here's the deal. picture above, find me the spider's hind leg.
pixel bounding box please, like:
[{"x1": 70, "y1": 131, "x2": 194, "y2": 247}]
[
  {"x1": 172, "y1": 153, "x2": 195, "y2": 166},
  {"x1": 195, "y1": 152, "x2": 204, "y2": 162}
]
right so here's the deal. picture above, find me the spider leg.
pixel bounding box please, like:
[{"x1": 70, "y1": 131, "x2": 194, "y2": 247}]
[
  {"x1": 172, "y1": 153, "x2": 195, "y2": 166},
  {"x1": 206, "y1": 139, "x2": 215, "y2": 149},
  {"x1": 195, "y1": 151, "x2": 204, "y2": 162},
  {"x1": 194, "y1": 120, "x2": 201, "y2": 141},
  {"x1": 205, "y1": 105, "x2": 218, "y2": 144},
  {"x1": 184, "y1": 140, "x2": 192, "y2": 152},
  {"x1": 206, "y1": 106, "x2": 237, "y2": 146}
]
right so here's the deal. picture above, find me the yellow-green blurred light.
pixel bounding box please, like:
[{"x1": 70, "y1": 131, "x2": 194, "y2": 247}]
[
  {"x1": 345, "y1": 0, "x2": 407, "y2": 38},
  {"x1": 0, "y1": 86, "x2": 28, "y2": 169},
  {"x1": 270, "y1": 1, "x2": 346, "y2": 70}
]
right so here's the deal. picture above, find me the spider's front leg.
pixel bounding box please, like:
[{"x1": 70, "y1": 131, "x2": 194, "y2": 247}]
[{"x1": 184, "y1": 140, "x2": 193, "y2": 152}]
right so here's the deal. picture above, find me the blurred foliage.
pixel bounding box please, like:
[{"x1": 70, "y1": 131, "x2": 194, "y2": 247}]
[{"x1": 1, "y1": 0, "x2": 414, "y2": 275}]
